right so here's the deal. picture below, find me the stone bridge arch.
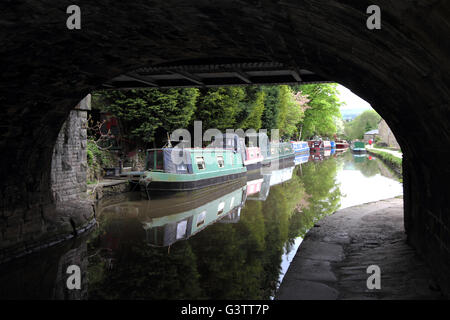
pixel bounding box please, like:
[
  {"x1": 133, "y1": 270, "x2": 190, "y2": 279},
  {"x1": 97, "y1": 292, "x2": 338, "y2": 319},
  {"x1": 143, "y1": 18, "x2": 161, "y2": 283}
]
[{"x1": 0, "y1": 1, "x2": 449, "y2": 293}]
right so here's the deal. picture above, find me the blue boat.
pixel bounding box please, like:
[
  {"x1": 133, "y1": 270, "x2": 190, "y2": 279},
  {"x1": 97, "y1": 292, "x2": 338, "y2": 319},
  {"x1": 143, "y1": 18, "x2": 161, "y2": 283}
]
[{"x1": 291, "y1": 141, "x2": 310, "y2": 154}]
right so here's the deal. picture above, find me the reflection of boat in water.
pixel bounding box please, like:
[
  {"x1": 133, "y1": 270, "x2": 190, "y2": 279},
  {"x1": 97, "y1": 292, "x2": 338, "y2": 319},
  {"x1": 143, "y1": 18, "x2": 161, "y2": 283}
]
[
  {"x1": 294, "y1": 153, "x2": 309, "y2": 165},
  {"x1": 353, "y1": 153, "x2": 367, "y2": 163},
  {"x1": 309, "y1": 150, "x2": 324, "y2": 162},
  {"x1": 245, "y1": 171, "x2": 264, "y2": 196},
  {"x1": 248, "y1": 164, "x2": 295, "y2": 201},
  {"x1": 350, "y1": 141, "x2": 366, "y2": 154},
  {"x1": 144, "y1": 184, "x2": 247, "y2": 246},
  {"x1": 97, "y1": 179, "x2": 247, "y2": 247}
]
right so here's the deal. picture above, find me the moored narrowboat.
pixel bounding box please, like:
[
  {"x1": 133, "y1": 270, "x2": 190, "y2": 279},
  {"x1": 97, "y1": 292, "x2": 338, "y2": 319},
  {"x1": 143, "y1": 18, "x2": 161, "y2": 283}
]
[
  {"x1": 209, "y1": 133, "x2": 264, "y2": 172},
  {"x1": 350, "y1": 141, "x2": 366, "y2": 153},
  {"x1": 261, "y1": 142, "x2": 295, "y2": 166},
  {"x1": 291, "y1": 141, "x2": 310, "y2": 154},
  {"x1": 139, "y1": 147, "x2": 247, "y2": 193},
  {"x1": 335, "y1": 139, "x2": 349, "y2": 149},
  {"x1": 322, "y1": 140, "x2": 332, "y2": 149},
  {"x1": 308, "y1": 139, "x2": 332, "y2": 151}
]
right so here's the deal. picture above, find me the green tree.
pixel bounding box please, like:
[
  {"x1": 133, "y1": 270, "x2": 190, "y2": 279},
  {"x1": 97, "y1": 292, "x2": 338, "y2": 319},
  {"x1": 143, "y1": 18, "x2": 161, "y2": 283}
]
[
  {"x1": 194, "y1": 87, "x2": 246, "y2": 130},
  {"x1": 344, "y1": 109, "x2": 381, "y2": 140},
  {"x1": 92, "y1": 88, "x2": 199, "y2": 146},
  {"x1": 291, "y1": 83, "x2": 342, "y2": 139},
  {"x1": 240, "y1": 90, "x2": 265, "y2": 131}
]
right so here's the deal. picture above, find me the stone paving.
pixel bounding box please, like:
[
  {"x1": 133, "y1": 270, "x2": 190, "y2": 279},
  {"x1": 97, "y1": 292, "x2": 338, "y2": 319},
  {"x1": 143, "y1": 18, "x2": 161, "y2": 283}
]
[{"x1": 276, "y1": 198, "x2": 444, "y2": 300}]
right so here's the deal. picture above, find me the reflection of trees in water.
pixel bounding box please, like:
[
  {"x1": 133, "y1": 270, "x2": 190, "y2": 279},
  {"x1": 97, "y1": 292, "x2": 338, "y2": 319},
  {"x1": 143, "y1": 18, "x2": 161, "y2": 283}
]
[
  {"x1": 87, "y1": 160, "x2": 342, "y2": 300},
  {"x1": 288, "y1": 158, "x2": 342, "y2": 242},
  {"x1": 354, "y1": 156, "x2": 379, "y2": 177}
]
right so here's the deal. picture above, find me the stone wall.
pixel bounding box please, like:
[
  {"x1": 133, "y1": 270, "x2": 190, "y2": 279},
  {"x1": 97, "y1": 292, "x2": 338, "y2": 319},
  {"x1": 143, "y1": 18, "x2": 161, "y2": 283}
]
[
  {"x1": 378, "y1": 120, "x2": 400, "y2": 149},
  {"x1": 51, "y1": 95, "x2": 91, "y2": 202}
]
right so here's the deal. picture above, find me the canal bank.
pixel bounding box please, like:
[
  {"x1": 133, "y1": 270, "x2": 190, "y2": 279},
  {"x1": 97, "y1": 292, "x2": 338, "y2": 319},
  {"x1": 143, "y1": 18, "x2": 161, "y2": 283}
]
[
  {"x1": 366, "y1": 147, "x2": 402, "y2": 177},
  {"x1": 275, "y1": 197, "x2": 444, "y2": 299}
]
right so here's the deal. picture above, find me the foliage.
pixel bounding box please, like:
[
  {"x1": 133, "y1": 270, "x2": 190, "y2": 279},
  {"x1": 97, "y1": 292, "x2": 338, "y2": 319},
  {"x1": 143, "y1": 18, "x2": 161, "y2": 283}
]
[
  {"x1": 92, "y1": 83, "x2": 341, "y2": 147},
  {"x1": 92, "y1": 88, "x2": 199, "y2": 146},
  {"x1": 291, "y1": 83, "x2": 342, "y2": 139},
  {"x1": 194, "y1": 87, "x2": 246, "y2": 131},
  {"x1": 239, "y1": 89, "x2": 265, "y2": 131},
  {"x1": 343, "y1": 109, "x2": 381, "y2": 140},
  {"x1": 87, "y1": 139, "x2": 116, "y2": 168}
]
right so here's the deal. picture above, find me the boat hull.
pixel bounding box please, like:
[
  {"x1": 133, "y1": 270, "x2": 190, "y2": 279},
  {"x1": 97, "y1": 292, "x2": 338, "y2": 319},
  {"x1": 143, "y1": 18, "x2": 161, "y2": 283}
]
[
  {"x1": 262, "y1": 153, "x2": 295, "y2": 167},
  {"x1": 350, "y1": 148, "x2": 366, "y2": 153},
  {"x1": 245, "y1": 161, "x2": 262, "y2": 172},
  {"x1": 140, "y1": 171, "x2": 247, "y2": 192}
]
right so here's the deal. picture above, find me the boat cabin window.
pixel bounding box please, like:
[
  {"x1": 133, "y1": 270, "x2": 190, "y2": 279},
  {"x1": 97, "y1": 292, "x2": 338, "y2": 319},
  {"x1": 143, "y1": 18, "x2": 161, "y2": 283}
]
[
  {"x1": 176, "y1": 220, "x2": 187, "y2": 240},
  {"x1": 196, "y1": 211, "x2": 206, "y2": 227},
  {"x1": 196, "y1": 156, "x2": 206, "y2": 170},
  {"x1": 217, "y1": 155, "x2": 225, "y2": 168}
]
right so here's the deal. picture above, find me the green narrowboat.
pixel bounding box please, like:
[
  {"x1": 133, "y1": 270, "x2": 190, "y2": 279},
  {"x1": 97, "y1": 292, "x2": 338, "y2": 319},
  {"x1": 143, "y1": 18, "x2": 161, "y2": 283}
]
[
  {"x1": 262, "y1": 142, "x2": 295, "y2": 166},
  {"x1": 350, "y1": 141, "x2": 366, "y2": 153},
  {"x1": 139, "y1": 147, "x2": 247, "y2": 193}
]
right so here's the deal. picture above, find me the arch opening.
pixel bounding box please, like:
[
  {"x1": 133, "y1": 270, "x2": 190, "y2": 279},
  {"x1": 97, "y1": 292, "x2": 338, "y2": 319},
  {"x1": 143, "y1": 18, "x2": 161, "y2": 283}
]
[{"x1": 0, "y1": 1, "x2": 449, "y2": 295}]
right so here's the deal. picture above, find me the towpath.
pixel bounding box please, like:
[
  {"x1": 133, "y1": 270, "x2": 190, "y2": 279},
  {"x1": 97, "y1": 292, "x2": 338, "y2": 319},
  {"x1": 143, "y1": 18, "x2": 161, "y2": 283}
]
[{"x1": 276, "y1": 198, "x2": 443, "y2": 299}]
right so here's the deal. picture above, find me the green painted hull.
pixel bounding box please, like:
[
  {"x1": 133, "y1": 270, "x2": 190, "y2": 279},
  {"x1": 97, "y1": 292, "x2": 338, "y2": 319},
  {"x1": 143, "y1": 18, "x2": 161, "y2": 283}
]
[{"x1": 140, "y1": 148, "x2": 247, "y2": 191}]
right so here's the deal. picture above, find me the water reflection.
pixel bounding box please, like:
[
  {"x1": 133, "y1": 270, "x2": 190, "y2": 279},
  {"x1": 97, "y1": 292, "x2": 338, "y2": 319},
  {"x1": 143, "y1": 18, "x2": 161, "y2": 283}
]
[{"x1": 0, "y1": 150, "x2": 403, "y2": 299}]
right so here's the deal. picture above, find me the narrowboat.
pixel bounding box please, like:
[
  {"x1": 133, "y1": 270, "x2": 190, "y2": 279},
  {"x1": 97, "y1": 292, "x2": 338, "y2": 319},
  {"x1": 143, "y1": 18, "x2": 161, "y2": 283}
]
[
  {"x1": 335, "y1": 139, "x2": 349, "y2": 149},
  {"x1": 261, "y1": 142, "x2": 295, "y2": 166},
  {"x1": 308, "y1": 139, "x2": 332, "y2": 151},
  {"x1": 291, "y1": 141, "x2": 310, "y2": 154},
  {"x1": 350, "y1": 141, "x2": 366, "y2": 153},
  {"x1": 139, "y1": 147, "x2": 247, "y2": 193},
  {"x1": 209, "y1": 133, "x2": 264, "y2": 172},
  {"x1": 323, "y1": 140, "x2": 332, "y2": 149}
]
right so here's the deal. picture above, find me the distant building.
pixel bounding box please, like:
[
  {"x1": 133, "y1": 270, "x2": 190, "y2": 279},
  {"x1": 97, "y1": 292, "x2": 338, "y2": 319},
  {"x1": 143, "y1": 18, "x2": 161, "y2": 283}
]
[
  {"x1": 378, "y1": 119, "x2": 400, "y2": 149},
  {"x1": 364, "y1": 129, "x2": 379, "y2": 143}
]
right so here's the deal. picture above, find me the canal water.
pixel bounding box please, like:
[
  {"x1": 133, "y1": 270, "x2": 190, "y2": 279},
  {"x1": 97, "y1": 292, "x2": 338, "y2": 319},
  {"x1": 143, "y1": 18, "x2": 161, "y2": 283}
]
[{"x1": 0, "y1": 150, "x2": 402, "y2": 299}]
